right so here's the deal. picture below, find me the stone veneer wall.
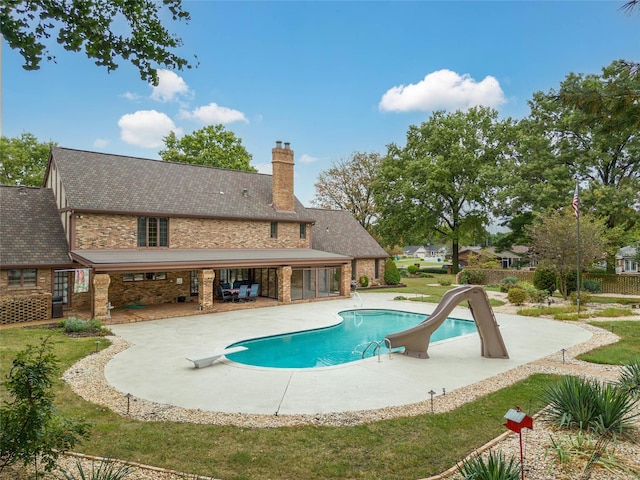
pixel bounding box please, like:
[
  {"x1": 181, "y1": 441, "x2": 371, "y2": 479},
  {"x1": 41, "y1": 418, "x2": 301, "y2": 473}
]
[{"x1": 74, "y1": 214, "x2": 310, "y2": 249}]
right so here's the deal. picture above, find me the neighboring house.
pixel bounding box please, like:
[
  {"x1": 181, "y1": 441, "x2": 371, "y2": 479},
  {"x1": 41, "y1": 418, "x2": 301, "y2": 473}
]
[
  {"x1": 616, "y1": 246, "x2": 639, "y2": 275},
  {"x1": 458, "y1": 246, "x2": 534, "y2": 269},
  {"x1": 402, "y1": 245, "x2": 447, "y2": 261},
  {"x1": 403, "y1": 245, "x2": 426, "y2": 259},
  {"x1": 0, "y1": 142, "x2": 387, "y2": 324}
]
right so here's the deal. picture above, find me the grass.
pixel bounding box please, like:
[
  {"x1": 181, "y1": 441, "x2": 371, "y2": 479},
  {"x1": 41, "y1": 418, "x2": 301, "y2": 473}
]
[
  {"x1": 1, "y1": 327, "x2": 557, "y2": 479},
  {"x1": 578, "y1": 321, "x2": 640, "y2": 365}
]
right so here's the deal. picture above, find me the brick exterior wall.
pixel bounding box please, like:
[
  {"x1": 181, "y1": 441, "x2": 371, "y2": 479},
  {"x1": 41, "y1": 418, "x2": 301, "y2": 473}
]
[
  {"x1": 108, "y1": 270, "x2": 194, "y2": 306},
  {"x1": 0, "y1": 269, "x2": 55, "y2": 324},
  {"x1": 74, "y1": 214, "x2": 310, "y2": 249},
  {"x1": 0, "y1": 268, "x2": 52, "y2": 295},
  {"x1": 353, "y1": 259, "x2": 384, "y2": 286}
]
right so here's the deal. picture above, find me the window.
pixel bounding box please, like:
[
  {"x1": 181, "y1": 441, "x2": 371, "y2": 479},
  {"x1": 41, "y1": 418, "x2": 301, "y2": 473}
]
[
  {"x1": 123, "y1": 272, "x2": 166, "y2": 282},
  {"x1": 351, "y1": 260, "x2": 356, "y2": 280},
  {"x1": 8, "y1": 269, "x2": 36, "y2": 287},
  {"x1": 299, "y1": 223, "x2": 306, "y2": 239},
  {"x1": 190, "y1": 271, "x2": 199, "y2": 296},
  {"x1": 138, "y1": 217, "x2": 168, "y2": 247},
  {"x1": 270, "y1": 221, "x2": 278, "y2": 239},
  {"x1": 54, "y1": 271, "x2": 69, "y2": 304},
  {"x1": 375, "y1": 259, "x2": 380, "y2": 279}
]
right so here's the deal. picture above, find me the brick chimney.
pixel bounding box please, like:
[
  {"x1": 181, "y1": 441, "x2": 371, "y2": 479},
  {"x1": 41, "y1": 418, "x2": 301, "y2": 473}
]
[{"x1": 272, "y1": 140, "x2": 295, "y2": 212}]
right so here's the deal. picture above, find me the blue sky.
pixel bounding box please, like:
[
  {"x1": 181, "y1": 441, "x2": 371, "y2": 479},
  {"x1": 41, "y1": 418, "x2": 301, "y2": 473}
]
[{"x1": 2, "y1": 1, "x2": 638, "y2": 206}]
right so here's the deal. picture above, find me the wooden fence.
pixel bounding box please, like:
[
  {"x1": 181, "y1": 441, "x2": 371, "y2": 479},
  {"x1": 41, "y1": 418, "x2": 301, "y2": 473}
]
[{"x1": 456, "y1": 269, "x2": 640, "y2": 296}]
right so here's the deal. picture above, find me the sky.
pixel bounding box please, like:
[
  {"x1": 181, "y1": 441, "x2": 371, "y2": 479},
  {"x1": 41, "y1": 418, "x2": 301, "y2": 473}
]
[{"x1": 2, "y1": 1, "x2": 638, "y2": 206}]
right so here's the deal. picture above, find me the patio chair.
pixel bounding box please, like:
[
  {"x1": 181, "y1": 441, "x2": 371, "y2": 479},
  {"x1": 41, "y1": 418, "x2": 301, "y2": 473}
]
[
  {"x1": 248, "y1": 283, "x2": 259, "y2": 301},
  {"x1": 233, "y1": 280, "x2": 241, "y2": 289},
  {"x1": 235, "y1": 284, "x2": 249, "y2": 302},
  {"x1": 218, "y1": 285, "x2": 233, "y2": 302},
  {"x1": 222, "y1": 282, "x2": 231, "y2": 290}
]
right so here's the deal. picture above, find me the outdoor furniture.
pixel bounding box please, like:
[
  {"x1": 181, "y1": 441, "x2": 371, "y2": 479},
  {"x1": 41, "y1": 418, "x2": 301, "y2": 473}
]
[
  {"x1": 233, "y1": 280, "x2": 241, "y2": 289},
  {"x1": 248, "y1": 283, "x2": 259, "y2": 301},
  {"x1": 217, "y1": 285, "x2": 233, "y2": 302},
  {"x1": 186, "y1": 346, "x2": 248, "y2": 368},
  {"x1": 235, "y1": 284, "x2": 249, "y2": 302},
  {"x1": 222, "y1": 282, "x2": 231, "y2": 290}
]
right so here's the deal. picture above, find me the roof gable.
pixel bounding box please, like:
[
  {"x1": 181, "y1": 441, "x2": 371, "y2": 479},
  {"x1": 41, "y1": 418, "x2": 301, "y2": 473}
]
[
  {"x1": 0, "y1": 186, "x2": 71, "y2": 266},
  {"x1": 49, "y1": 147, "x2": 314, "y2": 222}
]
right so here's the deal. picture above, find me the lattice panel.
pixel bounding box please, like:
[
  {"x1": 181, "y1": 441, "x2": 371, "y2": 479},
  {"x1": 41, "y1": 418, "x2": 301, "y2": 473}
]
[{"x1": 0, "y1": 293, "x2": 51, "y2": 325}]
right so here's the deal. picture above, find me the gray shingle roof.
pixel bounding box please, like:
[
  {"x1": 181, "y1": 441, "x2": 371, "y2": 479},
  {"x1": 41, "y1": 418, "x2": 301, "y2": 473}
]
[
  {"x1": 0, "y1": 186, "x2": 71, "y2": 266},
  {"x1": 50, "y1": 147, "x2": 315, "y2": 222},
  {"x1": 309, "y1": 208, "x2": 387, "y2": 258}
]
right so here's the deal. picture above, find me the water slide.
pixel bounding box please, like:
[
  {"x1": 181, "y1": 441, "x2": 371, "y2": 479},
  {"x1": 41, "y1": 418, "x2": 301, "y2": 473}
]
[{"x1": 385, "y1": 285, "x2": 509, "y2": 359}]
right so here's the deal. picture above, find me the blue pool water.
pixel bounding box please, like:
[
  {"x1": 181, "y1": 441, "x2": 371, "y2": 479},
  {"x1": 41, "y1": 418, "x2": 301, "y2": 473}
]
[{"x1": 227, "y1": 309, "x2": 477, "y2": 368}]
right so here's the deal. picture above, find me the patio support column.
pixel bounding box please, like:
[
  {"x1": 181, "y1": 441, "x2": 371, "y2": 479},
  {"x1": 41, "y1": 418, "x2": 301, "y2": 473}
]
[
  {"x1": 340, "y1": 263, "x2": 351, "y2": 296},
  {"x1": 278, "y1": 266, "x2": 292, "y2": 303},
  {"x1": 92, "y1": 273, "x2": 110, "y2": 320},
  {"x1": 198, "y1": 269, "x2": 215, "y2": 311}
]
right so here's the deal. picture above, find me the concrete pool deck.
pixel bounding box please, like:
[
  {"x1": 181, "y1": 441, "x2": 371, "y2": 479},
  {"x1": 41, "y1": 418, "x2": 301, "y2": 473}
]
[{"x1": 105, "y1": 293, "x2": 593, "y2": 416}]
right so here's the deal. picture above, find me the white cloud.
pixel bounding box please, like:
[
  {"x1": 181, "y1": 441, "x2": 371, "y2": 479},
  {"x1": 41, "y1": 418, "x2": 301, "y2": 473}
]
[
  {"x1": 150, "y1": 70, "x2": 191, "y2": 102},
  {"x1": 92, "y1": 138, "x2": 109, "y2": 149},
  {"x1": 299, "y1": 154, "x2": 318, "y2": 164},
  {"x1": 121, "y1": 92, "x2": 141, "y2": 101},
  {"x1": 117, "y1": 110, "x2": 182, "y2": 148},
  {"x1": 379, "y1": 69, "x2": 506, "y2": 112},
  {"x1": 254, "y1": 162, "x2": 272, "y2": 174},
  {"x1": 180, "y1": 102, "x2": 248, "y2": 124}
]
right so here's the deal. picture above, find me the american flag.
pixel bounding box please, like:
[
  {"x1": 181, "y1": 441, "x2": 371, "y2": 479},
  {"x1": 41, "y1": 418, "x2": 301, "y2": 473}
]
[{"x1": 572, "y1": 185, "x2": 579, "y2": 219}]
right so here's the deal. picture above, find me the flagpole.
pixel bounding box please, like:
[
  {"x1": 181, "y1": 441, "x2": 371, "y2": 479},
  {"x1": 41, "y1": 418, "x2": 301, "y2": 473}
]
[{"x1": 574, "y1": 183, "x2": 581, "y2": 315}]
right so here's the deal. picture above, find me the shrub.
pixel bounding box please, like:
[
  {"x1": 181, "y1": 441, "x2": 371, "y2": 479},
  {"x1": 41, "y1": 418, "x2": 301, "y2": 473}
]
[
  {"x1": 527, "y1": 288, "x2": 548, "y2": 303},
  {"x1": 420, "y1": 267, "x2": 448, "y2": 274},
  {"x1": 499, "y1": 277, "x2": 519, "y2": 293},
  {"x1": 0, "y1": 337, "x2": 90, "y2": 475},
  {"x1": 60, "y1": 317, "x2": 103, "y2": 334},
  {"x1": 541, "y1": 376, "x2": 639, "y2": 437},
  {"x1": 62, "y1": 459, "x2": 136, "y2": 480},
  {"x1": 533, "y1": 267, "x2": 557, "y2": 294},
  {"x1": 456, "y1": 450, "x2": 520, "y2": 480},
  {"x1": 569, "y1": 291, "x2": 591, "y2": 306},
  {"x1": 617, "y1": 358, "x2": 640, "y2": 398},
  {"x1": 507, "y1": 287, "x2": 527, "y2": 305},
  {"x1": 407, "y1": 265, "x2": 419, "y2": 275},
  {"x1": 582, "y1": 279, "x2": 602, "y2": 294},
  {"x1": 438, "y1": 280, "x2": 451, "y2": 286},
  {"x1": 459, "y1": 269, "x2": 485, "y2": 285},
  {"x1": 358, "y1": 274, "x2": 369, "y2": 287},
  {"x1": 384, "y1": 258, "x2": 401, "y2": 285}
]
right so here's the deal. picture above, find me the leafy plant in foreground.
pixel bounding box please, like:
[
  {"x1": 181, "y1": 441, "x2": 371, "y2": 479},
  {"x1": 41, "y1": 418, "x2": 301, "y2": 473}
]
[
  {"x1": 541, "y1": 376, "x2": 639, "y2": 438},
  {"x1": 0, "y1": 337, "x2": 90, "y2": 475},
  {"x1": 455, "y1": 450, "x2": 520, "y2": 480},
  {"x1": 61, "y1": 458, "x2": 136, "y2": 480},
  {"x1": 617, "y1": 357, "x2": 640, "y2": 398}
]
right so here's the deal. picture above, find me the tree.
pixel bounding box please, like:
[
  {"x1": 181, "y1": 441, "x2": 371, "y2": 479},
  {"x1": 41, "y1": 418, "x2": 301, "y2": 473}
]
[
  {"x1": 159, "y1": 125, "x2": 256, "y2": 172},
  {"x1": 373, "y1": 107, "x2": 514, "y2": 274},
  {"x1": 0, "y1": 337, "x2": 89, "y2": 475},
  {"x1": 528, "y1": 208, "x2": 606, "y2": 298},
  {"x1": 311, "y1": 151, "x2": 382, "y2": 231},
  {"x1": 524, "y1": 60, "x2": 640, "y2": 271},
  {"x1": 1, "y1": 0, "x2": 194, "y2": 85},
  {"x1": 0, "y1": 132, "x2": 56, "y2": 186}
]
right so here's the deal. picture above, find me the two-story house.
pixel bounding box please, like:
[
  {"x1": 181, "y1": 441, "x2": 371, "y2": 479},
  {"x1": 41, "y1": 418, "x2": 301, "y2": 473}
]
[{"x1": 0, "y1": 142, "x2": 388, "y2": 324}]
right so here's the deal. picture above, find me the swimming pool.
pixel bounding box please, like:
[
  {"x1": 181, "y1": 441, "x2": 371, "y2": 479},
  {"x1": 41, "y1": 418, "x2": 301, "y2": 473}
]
[{"x1": 227, "y1": 309, "x2": 477, "y2": 368}]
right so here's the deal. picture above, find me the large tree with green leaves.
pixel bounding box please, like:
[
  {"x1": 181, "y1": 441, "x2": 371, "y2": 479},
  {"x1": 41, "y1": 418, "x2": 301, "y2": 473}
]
[
  {"x1": 528, "y1": 208, "x2": 607, "y2": 298},
  {"x1": 1, "y1": 0, "x2": 194, "y2": 84},
  {"x1": 0, "y1": 132, "x2": 56, "y2": 186},
  {"x1": 523, "y1": 60, "x2": 640, "y2": 271},
  {"x1": 373, "y1": 107, "x2": 514, "y2": 273},
  {"x1": 311, "y1": 151, "x2": 382, "y2": 232},
  {"x1": 159, "y1": 125, "x2": 256, "y2": 172}
]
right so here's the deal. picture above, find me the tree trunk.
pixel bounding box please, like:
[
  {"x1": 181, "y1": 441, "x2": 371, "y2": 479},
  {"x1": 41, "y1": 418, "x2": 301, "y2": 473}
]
[{"x1": 452, "y1": 241, "x2": 460, "y2": 274}]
